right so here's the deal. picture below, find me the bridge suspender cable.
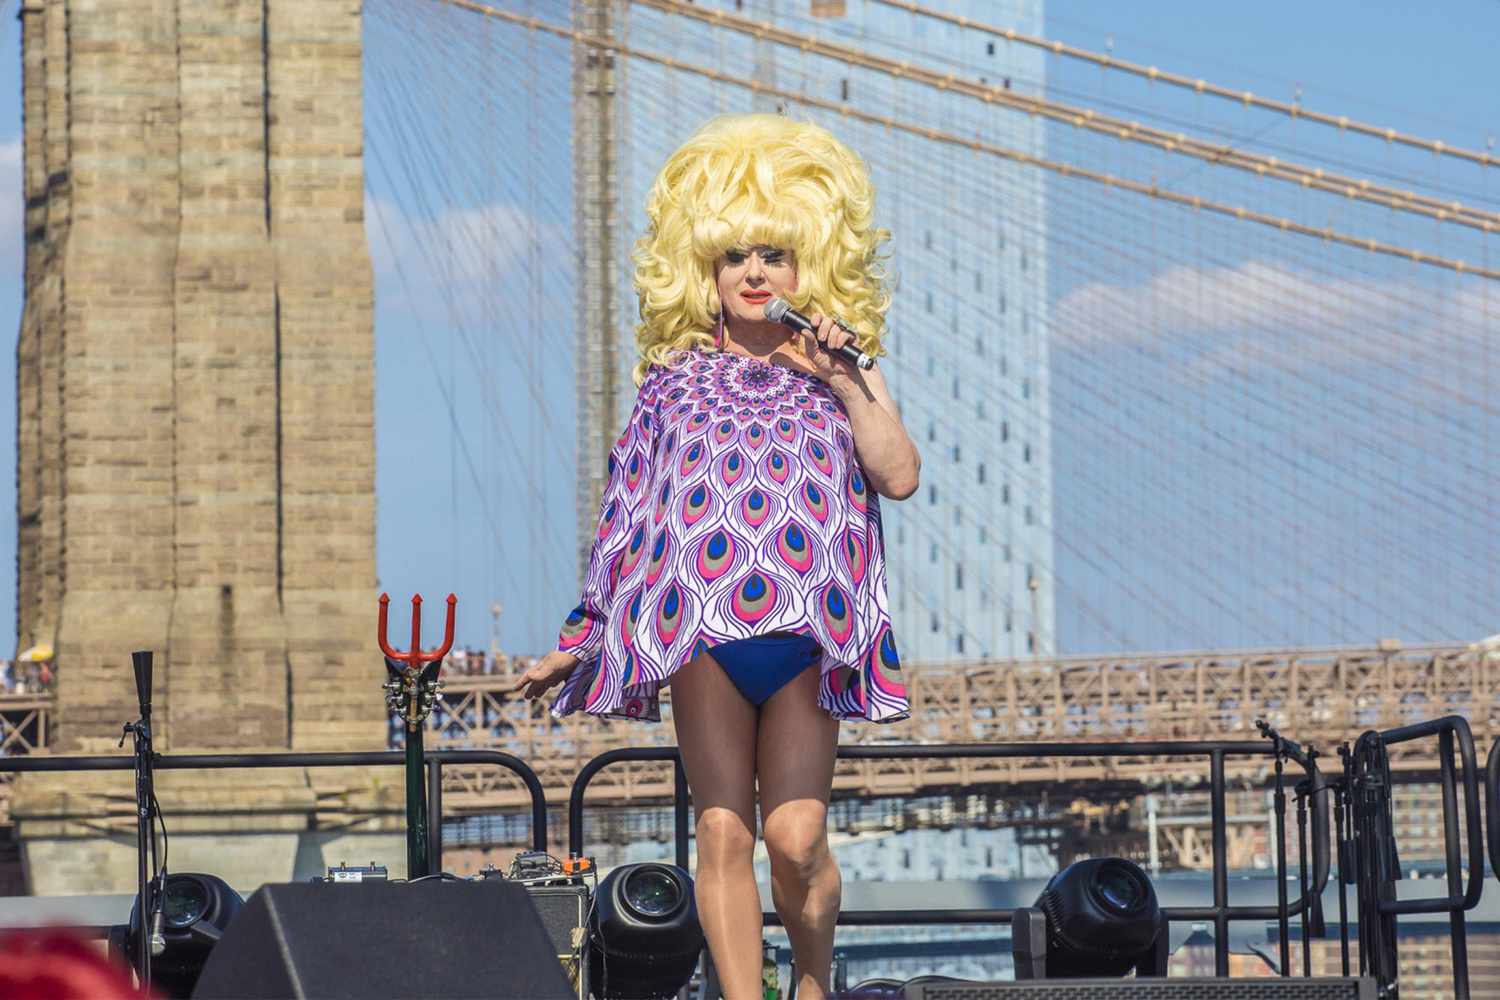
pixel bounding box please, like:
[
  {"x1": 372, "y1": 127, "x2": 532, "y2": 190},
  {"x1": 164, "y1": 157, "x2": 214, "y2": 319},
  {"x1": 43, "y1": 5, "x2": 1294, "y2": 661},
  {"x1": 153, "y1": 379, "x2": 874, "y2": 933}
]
[
  {"x1": 425, "y1": 0, "x2": 1500, "y2": 282},
  {"x1": 870, "y1": 0, "x2": 1499, "y2": 171},
  {"x1": 626, "y1": 0, "x2": 1500, "y2": 234}
]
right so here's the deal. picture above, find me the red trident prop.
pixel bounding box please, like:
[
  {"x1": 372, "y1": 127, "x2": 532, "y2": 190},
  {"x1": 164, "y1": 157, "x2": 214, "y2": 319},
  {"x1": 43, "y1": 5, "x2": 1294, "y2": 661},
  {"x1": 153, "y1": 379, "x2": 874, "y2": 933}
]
[
  {"x1": 378, "y1": 592, "x2": 457, "y2": 732},
  {"x1": 377, "y1": 592, "x2": 456, "y2": 880}
]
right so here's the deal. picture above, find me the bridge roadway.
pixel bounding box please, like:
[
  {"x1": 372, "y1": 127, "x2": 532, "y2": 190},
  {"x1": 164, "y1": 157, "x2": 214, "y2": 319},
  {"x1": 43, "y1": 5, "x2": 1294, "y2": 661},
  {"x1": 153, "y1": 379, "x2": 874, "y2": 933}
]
[{"x1": 1, "y1": 642, "x2": 1489, "y2": 822}]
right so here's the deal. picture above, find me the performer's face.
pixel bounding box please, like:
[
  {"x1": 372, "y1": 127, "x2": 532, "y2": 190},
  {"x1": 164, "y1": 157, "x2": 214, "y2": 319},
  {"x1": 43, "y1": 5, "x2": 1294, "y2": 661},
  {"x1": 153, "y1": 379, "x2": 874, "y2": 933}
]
[{"x1": 715, "y1": 245, "x2": 798, "y2": 327}]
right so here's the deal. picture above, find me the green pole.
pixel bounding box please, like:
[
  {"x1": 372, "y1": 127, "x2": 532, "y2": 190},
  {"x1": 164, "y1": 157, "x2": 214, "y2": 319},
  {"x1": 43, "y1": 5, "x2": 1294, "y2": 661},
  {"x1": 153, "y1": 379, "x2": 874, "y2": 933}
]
[{"x1": 406, "y1": 720, "x2": 428, "y2": 878}]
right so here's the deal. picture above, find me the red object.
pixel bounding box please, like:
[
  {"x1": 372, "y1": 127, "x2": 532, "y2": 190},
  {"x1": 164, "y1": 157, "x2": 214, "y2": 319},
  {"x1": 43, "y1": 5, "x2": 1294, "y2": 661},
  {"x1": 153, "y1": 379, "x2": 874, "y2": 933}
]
[
  {"x1": 377, "y1": 592, "x2": 457, "y2": 669},
  {"x1": 0, "y1": 929, "x2": 151, "y2": 1000}
]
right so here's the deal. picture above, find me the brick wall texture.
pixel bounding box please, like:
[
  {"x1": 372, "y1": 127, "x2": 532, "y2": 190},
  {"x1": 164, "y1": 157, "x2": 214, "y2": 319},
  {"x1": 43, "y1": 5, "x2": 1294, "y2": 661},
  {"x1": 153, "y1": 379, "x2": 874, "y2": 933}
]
[{"x1": 14, "y1": 0, "x2": 384, "y2": 756}]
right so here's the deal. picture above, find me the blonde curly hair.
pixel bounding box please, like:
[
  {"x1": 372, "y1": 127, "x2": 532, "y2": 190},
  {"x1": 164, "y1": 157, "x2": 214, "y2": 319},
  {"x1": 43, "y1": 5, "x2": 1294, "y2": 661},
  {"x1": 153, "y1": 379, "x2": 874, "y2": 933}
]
[{"x1": 630, "y1": 113, "x2": 893, "y2": 385}]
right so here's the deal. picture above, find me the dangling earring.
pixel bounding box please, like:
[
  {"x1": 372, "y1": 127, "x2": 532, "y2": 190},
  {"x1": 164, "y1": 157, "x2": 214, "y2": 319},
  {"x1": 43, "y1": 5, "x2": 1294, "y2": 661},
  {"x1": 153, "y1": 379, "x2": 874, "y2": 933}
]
[{"x1": 715, "y1": 309, "x2": 725, "y2": 350}]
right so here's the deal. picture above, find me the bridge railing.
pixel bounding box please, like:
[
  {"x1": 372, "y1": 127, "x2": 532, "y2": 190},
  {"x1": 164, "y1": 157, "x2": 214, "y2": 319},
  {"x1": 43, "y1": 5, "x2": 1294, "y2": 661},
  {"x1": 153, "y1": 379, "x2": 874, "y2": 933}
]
[{"x1": 3, "y1": 643, "x2": 1489, "y2": 819}]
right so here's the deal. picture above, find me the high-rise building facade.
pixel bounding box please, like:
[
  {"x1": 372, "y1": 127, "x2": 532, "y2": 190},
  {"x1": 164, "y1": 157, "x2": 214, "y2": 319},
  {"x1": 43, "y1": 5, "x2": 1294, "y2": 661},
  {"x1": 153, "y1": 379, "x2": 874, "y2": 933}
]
[{"x1": 608, "y1": 0, "x2": 1054, "y2": 663}]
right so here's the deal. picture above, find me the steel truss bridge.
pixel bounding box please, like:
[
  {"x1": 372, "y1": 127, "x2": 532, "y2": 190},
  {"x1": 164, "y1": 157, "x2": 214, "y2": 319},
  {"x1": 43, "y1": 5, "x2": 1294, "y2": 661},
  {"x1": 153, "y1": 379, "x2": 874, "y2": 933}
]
[
  {"x1": 7, "y1": 642, "x2": 1481, "y2": 813},
  {"x1": 0, "y1": 641, "x2": 1490, "y2": 871}
]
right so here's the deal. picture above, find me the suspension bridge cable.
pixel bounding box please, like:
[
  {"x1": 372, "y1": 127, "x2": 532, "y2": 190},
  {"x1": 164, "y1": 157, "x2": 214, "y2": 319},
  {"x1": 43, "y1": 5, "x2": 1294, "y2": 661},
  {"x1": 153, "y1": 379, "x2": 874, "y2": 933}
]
[
  {"x1": 422, "y1": 0, "x2": 1500, "y2": 281},
  {"x1": 868, "y1": 0, "x2": 1500, "y2": 171}
]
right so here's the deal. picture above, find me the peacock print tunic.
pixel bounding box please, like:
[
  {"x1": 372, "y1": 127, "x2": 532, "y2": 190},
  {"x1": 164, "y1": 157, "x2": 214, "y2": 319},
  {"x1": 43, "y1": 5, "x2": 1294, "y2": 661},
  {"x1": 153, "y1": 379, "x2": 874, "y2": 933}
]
[{"x1": 550, "y1": 347, "x2": 908, "y2": 724}]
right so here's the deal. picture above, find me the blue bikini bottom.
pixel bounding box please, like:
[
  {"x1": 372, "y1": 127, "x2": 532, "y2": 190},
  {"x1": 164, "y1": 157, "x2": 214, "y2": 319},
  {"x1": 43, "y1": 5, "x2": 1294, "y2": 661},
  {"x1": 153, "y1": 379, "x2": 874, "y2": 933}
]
[{"x1": 707, "y1": 632, "x2": 822, "y2": 706}]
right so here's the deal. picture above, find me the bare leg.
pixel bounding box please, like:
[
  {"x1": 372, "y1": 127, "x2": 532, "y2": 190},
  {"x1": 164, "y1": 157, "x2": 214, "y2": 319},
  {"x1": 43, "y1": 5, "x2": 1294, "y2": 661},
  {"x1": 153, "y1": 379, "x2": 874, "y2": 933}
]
[
  {"x1": 668, "y1": 651, "x2": 762, "y2": 1000},
  {"x1": 756, "y1": 664, "x2": 841, "y2": 1000}
]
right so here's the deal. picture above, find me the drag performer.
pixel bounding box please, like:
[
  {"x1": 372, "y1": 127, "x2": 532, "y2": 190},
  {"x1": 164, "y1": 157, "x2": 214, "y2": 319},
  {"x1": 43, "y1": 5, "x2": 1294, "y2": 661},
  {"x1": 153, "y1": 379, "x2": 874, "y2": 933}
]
[{"x1": 515, "y1": 113, "x2": 920, "y2": 1000}]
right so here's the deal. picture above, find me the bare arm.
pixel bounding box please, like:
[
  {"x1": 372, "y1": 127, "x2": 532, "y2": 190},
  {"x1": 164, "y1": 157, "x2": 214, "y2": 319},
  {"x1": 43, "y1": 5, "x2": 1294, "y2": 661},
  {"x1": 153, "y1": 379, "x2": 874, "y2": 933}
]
[
  {"x1": 798, "y1": 316, "x2": 922, "y2": 500},
  {"x1": 831, "y1": 363, "x2": 922, "y2": 500}
]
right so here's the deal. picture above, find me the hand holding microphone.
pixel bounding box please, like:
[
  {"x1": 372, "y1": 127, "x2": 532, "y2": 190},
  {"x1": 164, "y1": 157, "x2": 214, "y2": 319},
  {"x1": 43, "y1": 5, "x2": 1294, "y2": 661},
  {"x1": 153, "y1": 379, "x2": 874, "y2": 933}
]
[{"x1": 763, "y1": 297, "x2": 876, "y2": 371}]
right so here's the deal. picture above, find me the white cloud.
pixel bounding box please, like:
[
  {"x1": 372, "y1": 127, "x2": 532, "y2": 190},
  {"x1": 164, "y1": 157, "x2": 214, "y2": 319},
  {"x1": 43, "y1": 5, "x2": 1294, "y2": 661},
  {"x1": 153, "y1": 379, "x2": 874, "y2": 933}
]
[
  {"x1": 1052, "y1": 259, "x2": 1499, "y2": 386},
  {"x1": 1, "y1": 138, "x2": 22, "y2": 283},
  {"x1": 365, "y1": 193, "x2": 567, "y2": 318}
]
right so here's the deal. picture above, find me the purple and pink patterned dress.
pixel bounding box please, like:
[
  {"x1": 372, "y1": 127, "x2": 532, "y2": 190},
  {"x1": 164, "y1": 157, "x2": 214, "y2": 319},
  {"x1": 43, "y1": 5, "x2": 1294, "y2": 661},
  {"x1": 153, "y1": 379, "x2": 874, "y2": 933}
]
[{"x1": 550, "y1": 347, "x2": 908, "y2": 724}]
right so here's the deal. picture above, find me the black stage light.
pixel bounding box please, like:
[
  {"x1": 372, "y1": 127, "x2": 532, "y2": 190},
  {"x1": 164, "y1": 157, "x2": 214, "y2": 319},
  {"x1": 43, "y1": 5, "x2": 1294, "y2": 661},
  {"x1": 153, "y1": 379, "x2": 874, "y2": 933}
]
[
  {"x1": 1034, "y1": 857, "x2": 1161, "y2": 977},
  {"x1": 588, "y1": 863, "x2": 704, "y2": 998},
  {"x1": 128, "y1": 872, "x2": 243, "y2": 999}
]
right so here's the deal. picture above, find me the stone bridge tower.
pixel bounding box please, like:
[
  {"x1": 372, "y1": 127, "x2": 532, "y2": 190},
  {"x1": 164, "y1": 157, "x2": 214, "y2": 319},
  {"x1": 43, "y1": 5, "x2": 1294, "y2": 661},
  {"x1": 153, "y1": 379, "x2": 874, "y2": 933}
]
[{"x1": 13, "y1": 0, "x2": 392, "y2": 892}]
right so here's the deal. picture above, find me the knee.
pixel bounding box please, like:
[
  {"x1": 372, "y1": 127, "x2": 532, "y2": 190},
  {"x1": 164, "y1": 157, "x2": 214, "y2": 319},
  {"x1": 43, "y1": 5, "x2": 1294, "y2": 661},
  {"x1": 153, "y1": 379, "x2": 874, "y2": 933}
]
[
  {"x1": 694, "y1": 807, "x2": 755, "y2": 867},
  {"x1": 763, "y1": 809, "x2": 831, "y2": 881}
]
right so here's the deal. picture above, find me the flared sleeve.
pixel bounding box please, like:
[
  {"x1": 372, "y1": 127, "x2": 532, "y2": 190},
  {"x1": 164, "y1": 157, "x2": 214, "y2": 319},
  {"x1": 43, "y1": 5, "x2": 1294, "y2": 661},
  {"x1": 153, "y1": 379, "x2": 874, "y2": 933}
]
[{"x1": 551, "y1": 369, "x2": 663, "y2": 687}]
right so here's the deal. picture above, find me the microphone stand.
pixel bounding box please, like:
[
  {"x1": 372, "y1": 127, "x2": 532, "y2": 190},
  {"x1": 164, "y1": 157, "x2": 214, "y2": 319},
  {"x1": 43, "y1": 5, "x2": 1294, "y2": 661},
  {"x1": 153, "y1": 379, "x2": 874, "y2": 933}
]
[{"x1": 120, "y1": 649, "x2": 160, "y2": 988}]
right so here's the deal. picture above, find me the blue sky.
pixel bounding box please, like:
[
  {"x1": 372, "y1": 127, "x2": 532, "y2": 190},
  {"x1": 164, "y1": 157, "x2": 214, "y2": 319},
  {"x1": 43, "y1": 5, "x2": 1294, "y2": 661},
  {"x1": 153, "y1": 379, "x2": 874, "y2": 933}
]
[{"x1": 1, "y1": 1, "x2": 1497, "y2": 656}]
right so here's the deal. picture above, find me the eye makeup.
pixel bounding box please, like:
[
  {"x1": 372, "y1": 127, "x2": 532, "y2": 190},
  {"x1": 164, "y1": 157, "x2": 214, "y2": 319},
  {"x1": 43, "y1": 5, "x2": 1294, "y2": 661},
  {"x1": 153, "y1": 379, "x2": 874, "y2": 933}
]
[{"x1": 724, "y1": 245, "x2": 793, "y2": 268}]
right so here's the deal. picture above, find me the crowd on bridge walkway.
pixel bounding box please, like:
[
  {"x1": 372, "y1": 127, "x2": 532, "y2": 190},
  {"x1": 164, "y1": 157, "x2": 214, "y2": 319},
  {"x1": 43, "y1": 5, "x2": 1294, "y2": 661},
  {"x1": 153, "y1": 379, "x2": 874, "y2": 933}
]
[
  {"x1": 0, "y1": 647, "x2": 510, "y2": 697},
  {"x1": 0, "y1": 659, "x2": 52, "y2": 697}
]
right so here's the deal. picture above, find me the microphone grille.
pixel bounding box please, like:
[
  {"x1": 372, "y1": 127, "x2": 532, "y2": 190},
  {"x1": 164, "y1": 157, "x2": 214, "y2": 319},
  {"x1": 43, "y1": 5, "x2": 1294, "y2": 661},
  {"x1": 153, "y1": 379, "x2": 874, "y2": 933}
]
[{"x1": 762, "y1": 296, "x2": 789, "y2": 323}]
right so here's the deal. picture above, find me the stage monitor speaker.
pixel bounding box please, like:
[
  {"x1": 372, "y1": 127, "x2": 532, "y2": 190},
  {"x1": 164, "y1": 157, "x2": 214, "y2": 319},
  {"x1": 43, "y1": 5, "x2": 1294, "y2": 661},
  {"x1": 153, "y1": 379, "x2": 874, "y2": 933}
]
[
  {"x1": 902, "y1": 979, "x2": 1377, "y2": 999},
  {"x1": 522, "y1": 883, "x2": 591, "y2": 1000},
  {"x1": 190, "y1": 880, "x2": 574, "y2": 999}
]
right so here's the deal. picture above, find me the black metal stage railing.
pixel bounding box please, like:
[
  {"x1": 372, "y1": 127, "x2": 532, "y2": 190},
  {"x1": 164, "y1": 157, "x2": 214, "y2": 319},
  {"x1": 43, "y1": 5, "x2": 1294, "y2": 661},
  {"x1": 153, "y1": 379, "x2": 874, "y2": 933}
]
[
  {"x1": 0, "y1": 749, "x2": 550, "y2": 858},
  {"x1": 567, "y1": 740, "x2": 1332, "y2": 979}
]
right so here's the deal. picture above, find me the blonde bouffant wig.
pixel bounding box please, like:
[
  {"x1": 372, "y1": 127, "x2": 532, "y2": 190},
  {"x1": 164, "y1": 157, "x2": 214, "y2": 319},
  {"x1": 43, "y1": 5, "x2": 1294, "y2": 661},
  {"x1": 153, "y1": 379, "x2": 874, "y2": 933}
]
[{"x1": 631, "y1": 113, "x2": 892, "y2": 385}]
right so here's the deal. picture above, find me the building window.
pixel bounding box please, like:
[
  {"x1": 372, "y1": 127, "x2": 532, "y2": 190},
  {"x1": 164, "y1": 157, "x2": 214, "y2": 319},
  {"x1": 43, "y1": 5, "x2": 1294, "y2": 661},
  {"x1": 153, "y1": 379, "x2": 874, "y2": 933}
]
[
  {"x1": 955, "y1": 564, "x2": 964, "y2": 590},
  {"x1": 977, "y1": 463, "x2": 986, "y2": 484},
  {"x1": 956, "y1": 633, "x2": 966, "y2": 653},
  {"x1": 952, "y1": 444, "x2": 961, "y2": 462},
  {"x1": 1001, "y1": 483, "x2": 1010, "y2": 504},
  {"x1": 986, "y1": 41, "x2": 995, "y2": 55},
  {"x1": 927, "y1": 420, "x2": 936, "y2": 442},
  {"x1": 840, "y1": 78, "x2": 849, "y2": 101},
  {"x1": 930, "y1": 612, "x2": 939, "y2": 633},
  {"x1": 929, "y1": 484, "x2": 937, "y2": 505},
  {"x1": 1001, "y1": 420, "x2": 1009, "y2": 442},
  {"x1": 1024, "y1": 443, "x2": 1032, "y2": 463}
]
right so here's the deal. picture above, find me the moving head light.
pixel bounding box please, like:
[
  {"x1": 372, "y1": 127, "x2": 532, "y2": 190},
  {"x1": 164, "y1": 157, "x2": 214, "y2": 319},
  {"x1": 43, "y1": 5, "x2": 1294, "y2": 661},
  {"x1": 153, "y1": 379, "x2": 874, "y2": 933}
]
[
  {"x1": 1033, "y1": 857, "x2": 1162, "y2": 977},
  {"x1": 589, "y1": 863, "x2": 703, "y2": 998},
  {"x1": 127, "y1": 872, "x2": 243, "y2": 998}
]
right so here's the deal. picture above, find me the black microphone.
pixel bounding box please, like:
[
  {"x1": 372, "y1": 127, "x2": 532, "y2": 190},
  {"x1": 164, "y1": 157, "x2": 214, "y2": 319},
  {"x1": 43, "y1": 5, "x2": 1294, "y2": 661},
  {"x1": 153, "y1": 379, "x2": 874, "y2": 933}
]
[
  {"x1": 763, "y1": 297, "x2": 876, "y2": 370},
  {"x1": 149, "y1": 872, "x2": 167, "y2": 956}
]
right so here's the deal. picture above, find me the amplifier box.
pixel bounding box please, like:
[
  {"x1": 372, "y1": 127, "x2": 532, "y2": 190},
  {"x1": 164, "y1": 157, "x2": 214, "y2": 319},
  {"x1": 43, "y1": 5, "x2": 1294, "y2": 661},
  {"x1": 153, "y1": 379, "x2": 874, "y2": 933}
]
[{"x1": 523, "y1": 882, "x2": 591, "y2": 1000}]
